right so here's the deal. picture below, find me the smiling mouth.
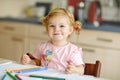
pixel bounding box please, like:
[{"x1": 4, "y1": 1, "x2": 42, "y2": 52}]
[{"x1": 53, "y1": 33, "x2": 60, "y2": 35}]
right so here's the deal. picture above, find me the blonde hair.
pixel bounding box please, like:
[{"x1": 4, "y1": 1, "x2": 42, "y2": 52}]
[{"x1": 41, "y1": 8, "x2": 82, "y2": 34}]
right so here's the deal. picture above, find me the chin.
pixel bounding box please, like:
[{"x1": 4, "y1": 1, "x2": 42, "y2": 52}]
[{"x1": 53, "y1": 38, "x2": 64, "y2": 42}]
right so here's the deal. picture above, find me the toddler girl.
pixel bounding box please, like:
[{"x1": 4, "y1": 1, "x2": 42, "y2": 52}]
[{"x1": 21, "y1": 8, "x2": 84, "y2": 74}]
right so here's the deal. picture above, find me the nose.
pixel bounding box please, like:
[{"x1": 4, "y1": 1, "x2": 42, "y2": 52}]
[{"x1": 54, "y1": 26, "x2": 60, "y2": 31}]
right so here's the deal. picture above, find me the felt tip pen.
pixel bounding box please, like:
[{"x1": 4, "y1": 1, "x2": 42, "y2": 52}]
[
  {"x1": 15, "y1": 67, "x2": 48, "y2": 73},
  {"x1": 29, "y1": 75, "x2": 66, "y2": 80},
  {"x1": 1, "y1": 74, "x2": 6, "y2": 80},
  {"x1": 15, "y1": 74, "x2": 22, "y2": 80},
  {"x1": 16, "y1": 74, "x2": 65, "y2": 80},
  {"x1": 17, "y1": 73, "x2": 65, "y2": 80},
  {"x1": 6, "y1": 71, "x2": 18, "y2": 80}
]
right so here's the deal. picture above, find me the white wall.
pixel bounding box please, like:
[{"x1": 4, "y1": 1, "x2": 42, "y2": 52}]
[{"x1": 0, "y1": 0, "x2": 28, "y2": 18}]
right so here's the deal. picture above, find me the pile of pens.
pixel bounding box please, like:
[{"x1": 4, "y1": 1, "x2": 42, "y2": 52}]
[
  {"x1": 2, "y1": 71, "x2": 18, "y2": 80},
  {"x1": 2, "y1": 67, "x2": 65, "y2": 80}
]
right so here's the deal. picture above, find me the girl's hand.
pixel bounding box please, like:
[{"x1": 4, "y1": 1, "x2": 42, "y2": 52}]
[
  {"x1": 21, "y1": 54, "x2": 31, "y2": 65},
  {"x1": 65, "y1": 61, "x2": 84, "y2": 74},
  {"x1": 65, "y1": 61, "x2": 77, "y2": 74}
]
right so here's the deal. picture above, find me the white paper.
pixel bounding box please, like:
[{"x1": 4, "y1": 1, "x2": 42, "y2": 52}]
[{"x1": 0, "y1": 59, "x2": 110, "y2": 80}]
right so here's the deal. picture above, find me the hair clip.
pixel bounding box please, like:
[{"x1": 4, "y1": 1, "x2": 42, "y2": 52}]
[{"x1": 73, "y1": 25, "x2": 78, "y2": 30}]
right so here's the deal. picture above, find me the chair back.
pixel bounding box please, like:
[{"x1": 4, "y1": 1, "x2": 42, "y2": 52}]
[{"x1": 84, "y1": 60, "x2": 101, "y2": 77}]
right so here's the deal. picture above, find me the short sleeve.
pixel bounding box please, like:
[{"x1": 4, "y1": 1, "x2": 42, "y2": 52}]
[
  {"x1": 32, "y1": 42, "x2": 43, "y2": 60},
  {"x1": 70, "y1": 48, "x2": 84, "y2": 66}
]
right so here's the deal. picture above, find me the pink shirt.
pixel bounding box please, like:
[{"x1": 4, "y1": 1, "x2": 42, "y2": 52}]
[{"x1": 33, "y1": 41, "x2": 84, "y2": 71}]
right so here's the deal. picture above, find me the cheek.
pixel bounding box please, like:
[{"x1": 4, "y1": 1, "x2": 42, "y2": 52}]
[
  {"x1": 47, "y1": 30, "x2": 53, "y2": 36},
  {"x1": 62, "y1": 30, "x2": 70, "y2": 36},
  {"x1": 64, "y1": 28, "x2": 73, "y2": 34}
]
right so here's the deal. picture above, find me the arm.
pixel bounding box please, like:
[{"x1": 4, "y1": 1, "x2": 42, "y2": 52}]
[{"x1": 65, "y1": 47, "x2": 84, "y2": 74}]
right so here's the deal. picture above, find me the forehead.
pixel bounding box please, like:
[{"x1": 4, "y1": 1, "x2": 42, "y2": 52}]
[{"x1": 48, "y1": 14, "x2": 70, "y2": 24}]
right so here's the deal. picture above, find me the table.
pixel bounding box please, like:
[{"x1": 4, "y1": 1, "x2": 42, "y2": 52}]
[{"x1": 0, "y1": 58, "x2": 110, "y2": 80}]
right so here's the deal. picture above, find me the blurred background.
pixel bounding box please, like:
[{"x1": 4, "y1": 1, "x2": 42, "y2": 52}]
[
  {"x1": 0, "y1": 0, "x2": 119, "y2": 28},
  {"x1": 0, "y1": 0, "x2": 119, "y2": 22}
]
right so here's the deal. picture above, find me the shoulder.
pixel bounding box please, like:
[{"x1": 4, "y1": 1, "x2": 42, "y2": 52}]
[
  {"x1": 68, "y1": 42, "x2": 83, "y2": 54},
  {"x1": 68, "y1": 42, "x2": 82, "y2": 50},
  {"x1": 36, "y1": 41, "x2": 50, "y2": 49},
  {"x1": 37, "y1": 41, "x2": 49, "y2": 46}
]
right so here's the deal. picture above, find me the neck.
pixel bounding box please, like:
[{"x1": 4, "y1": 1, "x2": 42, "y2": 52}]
[{"x1": 51, "y1": 40, "x2": 68, "y2": 46}]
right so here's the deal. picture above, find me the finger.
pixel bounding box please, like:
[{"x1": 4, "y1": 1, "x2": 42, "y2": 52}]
[
  {"x1": 67, "y1": 64, "x2": 75, "y2": 69},
  {"x1": 21, "y1": 55, "x2": 26, "y2": 64},
  {"x1": 67, "y1": 61, "x2": 75, "y2": 66},
  {"x1": 22, "y1": 55, "x2": 31, "y2": 64},
  {"x1": 22, "y1": 57, "x2": 28, "y2": 64},
  {"x1": 65, "y1": 68, "x2": 72, "y2": 74}
]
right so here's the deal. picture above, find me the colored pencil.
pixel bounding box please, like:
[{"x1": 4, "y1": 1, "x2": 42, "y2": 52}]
[
  {"x1": 29, "y1": 75, "x2": 65, "y2": 80},
  {"x1": 16, "y1": 73, "x2": 65, "y2": 80},
  {"x1": 15, "y1": 67, "x2": 48, "y2": 73},
  {"x1": 1, "y1": 74, "x2": 6, "y2": 80},
  {"x1": 15, "y1": 74, "x2": 22, "y2": 80},
  {"x1": 6, "y1": 66, "x2": 39, "y2": 72},
  {"x1": 6, "y1": 71, "x2": 18, "y2": 80}
]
